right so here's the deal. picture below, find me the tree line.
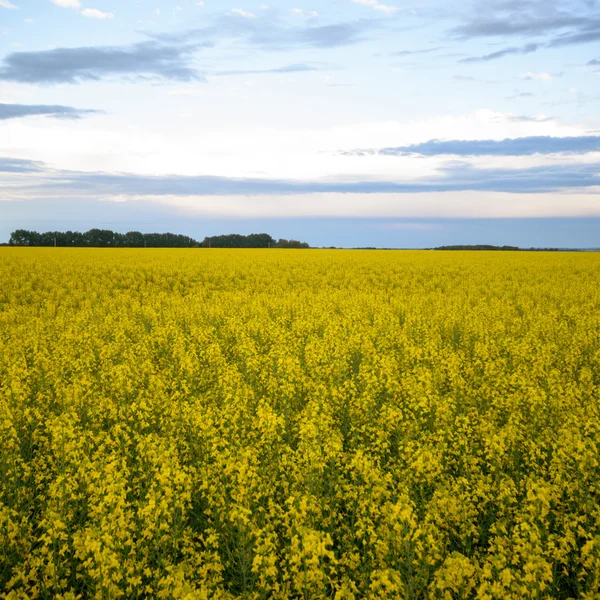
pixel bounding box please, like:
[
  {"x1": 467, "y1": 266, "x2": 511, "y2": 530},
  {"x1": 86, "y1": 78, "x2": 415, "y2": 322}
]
[
  {"x1": 433, "y1": 245, "x2": 562, "y2": 251},
  {"x1": 434, "y1": 245, "x2": 520, "y2": 251},
  {"x1": 8, "y1": 229, "x2": 310, "y2": 249},
  {"x1": 9, "y1": 229, "x2": 199, "y2": 248}
]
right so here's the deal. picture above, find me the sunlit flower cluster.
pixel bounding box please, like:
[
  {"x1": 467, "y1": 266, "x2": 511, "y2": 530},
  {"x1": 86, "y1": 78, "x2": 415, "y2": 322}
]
[{"x1": 1, "y1": 248, "x2": 599, "y2": 598}]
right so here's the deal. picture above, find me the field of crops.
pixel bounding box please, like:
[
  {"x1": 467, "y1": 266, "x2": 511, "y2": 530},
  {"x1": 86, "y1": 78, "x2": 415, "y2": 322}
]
[{"x1": 1, "y1": 248, "x2": 599, "y2": 599}]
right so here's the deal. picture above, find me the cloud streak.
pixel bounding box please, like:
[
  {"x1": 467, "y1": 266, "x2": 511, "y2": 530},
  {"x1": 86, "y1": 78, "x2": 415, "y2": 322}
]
[
  {"x1": 344, "y1": 135, "x2": 600, "y2": 157},
  {"x1": 210, "y1": 63, "x2": 324, "y2": 77},
  {"x1": 0, "y1": 157, "x2": 45, "y2": 172},
  {"x1": 0, "y1": 103, "x2": 102, "y2": 120},
  {"x1": 390, "y1": 47, "x2": 443, "y2": 57},
  {"x1": 460, "y1": 43, "x2": 539, "y2": 63}
]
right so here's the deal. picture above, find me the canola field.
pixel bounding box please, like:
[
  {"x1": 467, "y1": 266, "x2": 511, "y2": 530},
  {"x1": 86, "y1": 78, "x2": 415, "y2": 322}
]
[{"x1": 1, "y1": 248, "x2": 600, "y2": 600}]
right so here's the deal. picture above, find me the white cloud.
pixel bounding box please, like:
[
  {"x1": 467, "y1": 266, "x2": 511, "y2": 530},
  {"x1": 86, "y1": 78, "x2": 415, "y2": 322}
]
[
  {"x1": 230, "y1": 8, "x2": 256, "y2": 18},
  {"x1": 95, "y1": 191, "x2": 600, "y2": 220},
  {"x1": 51, "y1": 0, "x2": 80, "y2": 8},
  {"x1": 155, "y1": 7, "x2": 160, "y2": 15},
  {"x1": 24, "y1": 17, "x2": 33, "y2": 23},
  {"x1": 81, "y1": 8, "x2": 113, "y2": 18},
  {"x1": 51, "y1": 0, "x2": 112, "y2": 19},
  {"x1": 291, "y1": 8, "x2": 319, "y2": 18},
  {"x1": 196, "y1": 1, "x2": 204, "y2": 5},
  {"x1": 520, "y1": 72, "x2": 553, "y2": 81},
  {"x1": 351, "y1": 0, "x2": 398, "y2": 14},
  {"x1": 0, "y1": 0, "x2": 17, "y2": 8}
]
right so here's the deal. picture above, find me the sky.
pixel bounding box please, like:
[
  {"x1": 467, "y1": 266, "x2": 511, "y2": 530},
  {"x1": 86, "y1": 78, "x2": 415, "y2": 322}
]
[{"x1": 0, "y1": 0, "x2": 599, "y2": 247}]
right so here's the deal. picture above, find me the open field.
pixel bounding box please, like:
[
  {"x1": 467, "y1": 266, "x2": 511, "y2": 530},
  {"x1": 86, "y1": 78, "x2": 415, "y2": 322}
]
[{"x1": 1, "y1": 249, "x2": 600, "y2": 599}]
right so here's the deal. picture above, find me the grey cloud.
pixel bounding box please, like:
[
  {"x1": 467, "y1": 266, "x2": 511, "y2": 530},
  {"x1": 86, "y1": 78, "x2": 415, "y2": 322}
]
[
  {"x1": 301, "y1": 22, "x2": 372, "y2": 47},
  {"x1": 451, "y1": 0, "x2": 600, "y2": 54},
  {"x1": 4, "y1": 155, "x2": 600, "y2": 196},
  {"x1": 0, "y1": 103, "x2": 102, "y2": 120},
  {"x1": 547, "y1": 24, "x2": 600, "y2": 46},
  {"x1": 457, "y1": 29, "x2": 600, "y2": 63},
  {"x1": 343, "y1": 136, "x2": 600, "y2": 157},
  {"x1": 588, "y1": 58, "x2": 600, "y2": 65},
  {"x1": 0, "y1": 157, "x2": 45, "y2": 173},
  {"x1": 452, "y1": 15, "x2": 592, "y2": 38},
  {"x1": 388, "y1": 47, "x2": 443, "y2": 56},
  {"x1": 460, "y1": 43, "x2": 538, "y2": 62},
  {"x1": 148, "y1": 16, "x2": 379, "y2": 50},
  {"x1": 0, "y1": 41, "x2": 205, "y2": 84},
  {"x1": 451, "y1": 0, "x2": 598, "y2": 39},
  {"x1": 432, "y1": 161, "x2": 600, "y2": 193}
]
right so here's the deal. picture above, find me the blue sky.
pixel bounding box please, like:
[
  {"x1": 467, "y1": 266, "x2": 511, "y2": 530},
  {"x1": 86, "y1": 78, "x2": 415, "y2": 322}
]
[{"x1": 0, "y1": 0, "x2": 599, "y2": 247}]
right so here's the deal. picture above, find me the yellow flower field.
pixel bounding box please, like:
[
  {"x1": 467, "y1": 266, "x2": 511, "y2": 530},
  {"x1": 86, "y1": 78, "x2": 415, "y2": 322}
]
[{"x1": 1, "y1": 248, "x2": 599, "y2": 599}]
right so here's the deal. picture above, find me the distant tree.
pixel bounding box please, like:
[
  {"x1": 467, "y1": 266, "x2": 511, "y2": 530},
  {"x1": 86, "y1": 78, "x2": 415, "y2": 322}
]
[
  {"x1": 9, "y1": 230, "x2": 36, "y2": 246},
  {"x1": 83, "y1": 229, "x2": 116, "y2": 247},
  {"x1": 202, "y1": 233, "x2": 277, "y2": 248},
  {"x1": 125, "y1": 231, "x2": 145, "y2": 248},
  {"x1": 277, "y1": 238, "x2": 310, "y2": 248},
  {"x1": 246, "y1": 233, "x2": 276, "y2": 248},
  {"x1": 144, "y1": 232, "x2": 198, "y2": 248}
]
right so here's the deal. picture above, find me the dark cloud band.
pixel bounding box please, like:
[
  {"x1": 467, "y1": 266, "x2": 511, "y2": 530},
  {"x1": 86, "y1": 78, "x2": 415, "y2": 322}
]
[{"x1": 2, "y1": 154, "x2": 600, "y2": 195}]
